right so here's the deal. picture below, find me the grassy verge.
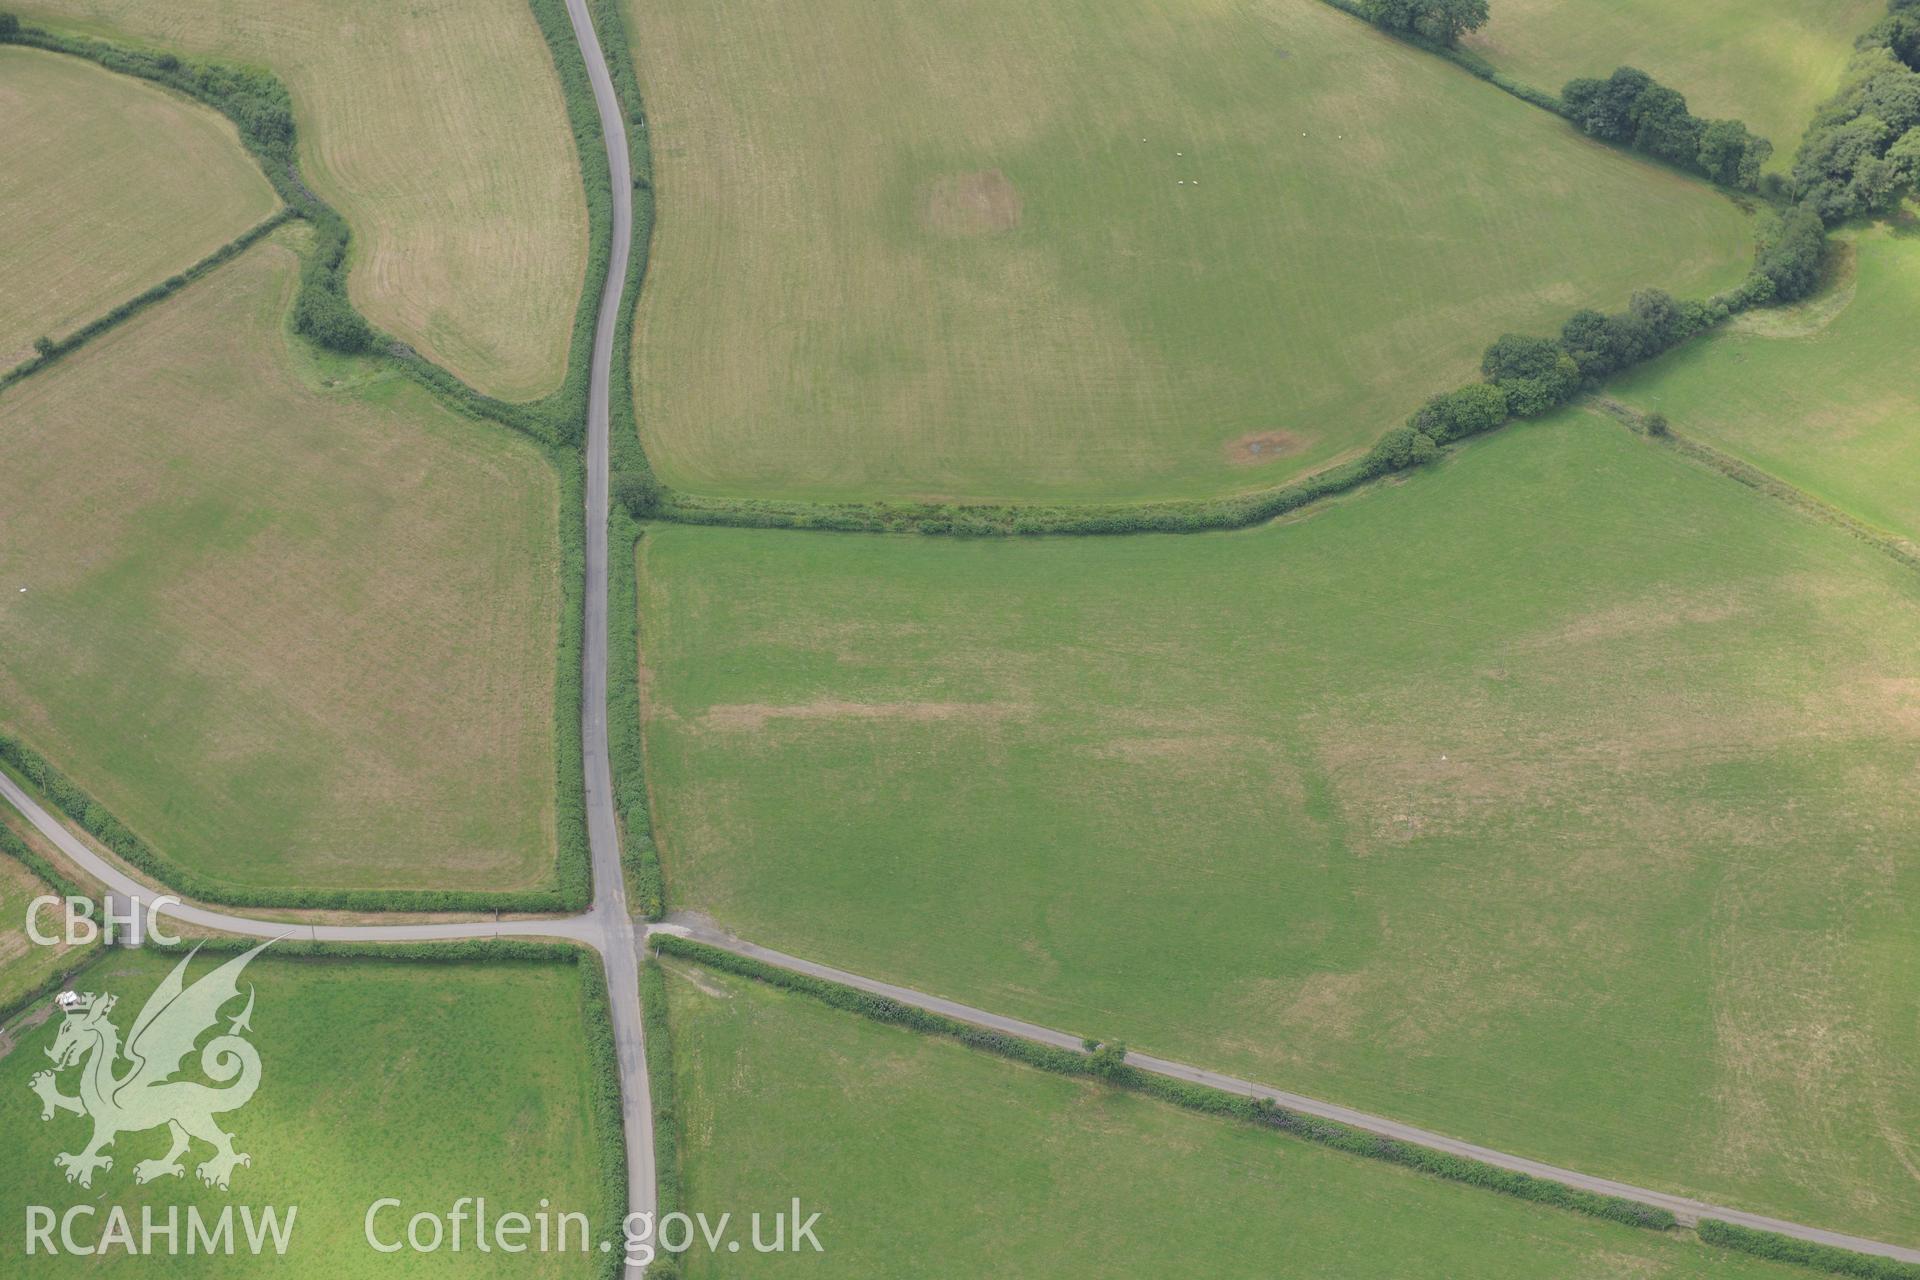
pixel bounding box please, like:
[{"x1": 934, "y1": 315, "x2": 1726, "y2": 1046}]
[{"x1": 639, "y1": 960, "x2": 685, "y2": 1235}]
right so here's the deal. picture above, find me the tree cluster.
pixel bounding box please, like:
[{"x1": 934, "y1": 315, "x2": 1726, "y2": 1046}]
[
  {"x1": 1358, "y1": 0, "x2": 1489, "y2": 48},
  {"x1": 1561, "y1": 67, "x2": 1773, "y2": 189},
  {"x1": 1789, "y1": 8, "x2": 1920, "y2": 224},
  {"x1": 1869, "y1": 0, "x2": 1920, "y2": 74},
  {"x1": 1364, "y1": 287, "x2": 1729, "y2": 478},
  {"x1": 612, "y1": 469, "x2": 662, "y2": 518}
]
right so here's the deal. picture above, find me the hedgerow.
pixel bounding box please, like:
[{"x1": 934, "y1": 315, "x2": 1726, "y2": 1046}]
[
  {"x1": 579, "y1": 959, "x2": 632, "y2": 1279},
  {"x1": 0, "y1": 210, "x2": 292, "y2": 390},
  {"x1": 652, "y1": 936, "x2": 1675, "y2": 1232},
  {"x1": 0, "y1": 810, "x2": 87, "y2": 904},
  {"x1": 1315, "y1": 0, "x2": 1563, "y2": 113},
  {"x1": 1698, "y1": 1220, "x2": 1920, "y2": 1279},
  {"x1": 638, "y1": 960, "x2": 685, "y2": 1273}
]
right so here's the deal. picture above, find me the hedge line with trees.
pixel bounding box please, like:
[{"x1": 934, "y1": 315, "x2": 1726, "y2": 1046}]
[
  {"x1": 1561, "y1": 67, "x2": 1774, "y2": 189},
  {"x1": 1358, "y1": 0, "x2": 1489, "y2": 47},
  {"x1": 1697, "y1": 1220, "x2": 1920, "y2": 1280},
  {"x1": 1315, "y1": 0, "x2": 1562, "y2": 112},
  {"x1": 636, "y1": 234, "x2": 1810, "y2": 540},
  {"x1": 651, "y1": 936, "x2": 1676, "y2": 1233},
  {"x1": 601, "y1": 0, "x2": 1827, "y2": 544}
]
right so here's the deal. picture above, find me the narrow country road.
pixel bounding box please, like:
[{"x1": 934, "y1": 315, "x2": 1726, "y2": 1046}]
[
  {"x1": 655, "y1": 915, "x2": 1920, "y2": 1268},
  {"x1": 4, "y1": 5, "x2": 1917, "y2": 1273},
  {"x1": 559, "y1": 0, "x2": 656, "y2": 1239}
]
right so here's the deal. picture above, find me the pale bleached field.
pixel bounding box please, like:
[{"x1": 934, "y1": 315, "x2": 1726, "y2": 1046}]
[
  {"x1": 20, "y1": 0, "x2": 588, "y2": 400},
  {"x1": 0, "y1": 46, "x2": 278, "y2": 368},
  {"x1": 0, "y1": 242, "x2": 562, "y2": 895}
]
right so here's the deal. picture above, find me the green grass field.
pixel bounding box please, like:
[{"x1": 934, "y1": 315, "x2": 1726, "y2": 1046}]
[
  {"x1": 638, "y1": 416, "x2": 1920, "y2": 1244},
  {"x1": 19, "y1": 0, "x2": 588, "y2": 401},
  {"x1": 1611, "y1": 226, "x2": 1920, "y2": 543},
  {"x1": 626, "y1": 0, "x2": 1752, "y2": 503},
  {"x1": 0, "y1": 242, "x2": 562, "y2": 897},
  {"x1": 0, "y1": 950, "x2": 603, "y2": 1276},
  {"x1": 0, "y1": 46, "x2": 278, "y2": 370},
  {"x1": 659, "y1": 959, "x2": 1800, "y2": 1278},
  {"x1": 1466, "y1": 0, "x2": 1884, "y2": 161},
  {"x1": 0, "y1": 824, "x2": 96, "y2": 1016}
]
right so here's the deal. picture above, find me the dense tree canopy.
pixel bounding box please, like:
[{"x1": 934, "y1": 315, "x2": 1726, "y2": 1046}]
[
  {"x1": 1562, "y1": 67, "x2": 1771, "y2": 190},
  {"x1": 1360, "y1": 0, "x2": 1490, "y2": 47},
  {"x1": 1791, "y1": 44, "x2": 1920, "y2": 221}
]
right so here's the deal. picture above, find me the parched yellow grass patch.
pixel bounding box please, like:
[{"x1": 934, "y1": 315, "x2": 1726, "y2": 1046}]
[
  {"x1": 0, "y1": 46, "x2": 278, "y2": 368},
  {"x1": 20, "y1": 0, "x2": 588, "y2": 400},
  {"x1": 0, "y1": 242, "x2": 561, "y2": 894}
]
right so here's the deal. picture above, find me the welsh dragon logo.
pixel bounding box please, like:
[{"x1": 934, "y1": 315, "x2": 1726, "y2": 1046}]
[{"x1": 29, "y1": 941, "x2": 272, "y2": 1191}]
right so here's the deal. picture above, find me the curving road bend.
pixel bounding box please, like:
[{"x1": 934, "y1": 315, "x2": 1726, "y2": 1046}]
[{"x1": 4, "y1": 2, "x2": 1918, "y2": 1272}]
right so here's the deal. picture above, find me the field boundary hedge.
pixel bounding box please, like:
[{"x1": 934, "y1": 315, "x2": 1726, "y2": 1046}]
[
  {"x1": 578, "y1": 958, "x2": 633, "y2": 1278},
  {"x1": 0, "y1": 11, "x2": 616, "y2": 913},
  {"x1": 651, "y1": 935, "x2": 1675, "y2": 1233},
  {"x1": 0, "y1": 208, "x2": 293, "y2": 391},
  {"x1": 639, "y1": 959, "x2": 687, "y2": 1276},
  {"x1": 1698, "y1": 1221, "x2": 1920, "y2": 1280},
  {"x1": 1314, "y1": 0, "x2": 1565, "y2": 114},
  {"x1": 592, "y1": 0, "x2": 668, "y2": 919},
  {"x1": 1592, "y1": 398, "x2": 1920, "y2": 573}
]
